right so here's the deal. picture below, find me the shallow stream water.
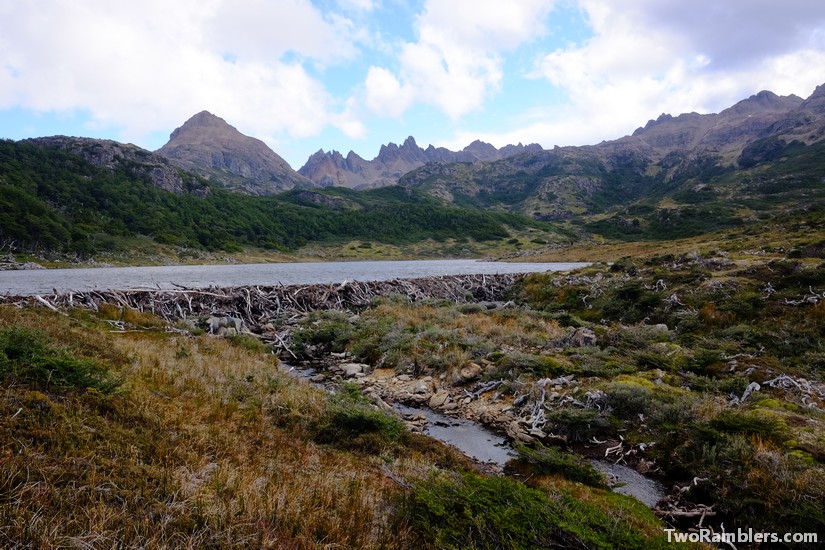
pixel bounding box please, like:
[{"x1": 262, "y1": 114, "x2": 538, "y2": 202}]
[{"x1": 283, "y1": 364, "x2": 668, "y2": 508}]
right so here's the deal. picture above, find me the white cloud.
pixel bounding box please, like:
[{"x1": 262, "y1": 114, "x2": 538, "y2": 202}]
[
  {"x1": 489, "y1": 0, "x2": 825, "y2": 149},
  {"x1": 364, "y1": 66, "x2": 413, "y2": 117},
  {"x1": 363, "y1": 0, "x2": 557, "y2": 118},
  {"x1": 0, "y1": 0, "x2": 360, "y2": 146},
  {"x1": 338, "y1": 0, "x2": 378, "y2": 12},
  {"x1": 205, "y1": 0, "x2": 358, "y2": 65}
]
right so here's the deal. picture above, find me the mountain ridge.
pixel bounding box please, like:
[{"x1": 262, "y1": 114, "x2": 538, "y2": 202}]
[
  {"x1": 156, "y1": 111, "x2": 312, "y2": 195},
  {"x1": 298, "y1": 136, "x2": 542, "y2": 189},
  {"x1": 396, "y1": 82, "x2": 825, "y2": 237}
]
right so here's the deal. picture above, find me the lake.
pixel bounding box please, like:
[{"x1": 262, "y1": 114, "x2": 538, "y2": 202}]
[{"x1": 0, "y1": 259, "x2": 588, "y2": 296}]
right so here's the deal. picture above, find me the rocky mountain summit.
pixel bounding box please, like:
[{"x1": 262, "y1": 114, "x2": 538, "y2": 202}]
[
  {"x1": 299, "y1": 136, "x2": 541, "y2": 189},
  {"x1": 622, "y1": 90, "x2": 810, "y2": 159},
  {"x1": 156, "y1": 111, "x2": 311, "y2": 194},
  {"x1": 398, "y1": 82, "x2": 825, "y2": 230},
  {"x1": 26, "y1": 136, "x2": 208, "y2": 195}
]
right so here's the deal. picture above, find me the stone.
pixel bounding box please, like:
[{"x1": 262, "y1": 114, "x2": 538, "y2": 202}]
[
  {"x1": 414, "y1": 380, "x2": 431, "y2": 394},
  {"x1": 407, "y1": 393, "x2": 429, "y2": 404},
  {"x1": 570, "y1": 327, "x2": 598, "y2": 347},
  {"x1": 429, "y1": 390, "x2": 450, "y2": 408},
  {"x1": 459, "y1": 362, "x2": 483, "y2": 382},
  {"x1": 506, "y1": 421, "x2": 534, "y2": 444},
  {"x1": 397, "y1": 374, "x2": 412, "y2": 382},
  {"x1": 340, "y1": 363, "x2": 368, "y2": 377}
]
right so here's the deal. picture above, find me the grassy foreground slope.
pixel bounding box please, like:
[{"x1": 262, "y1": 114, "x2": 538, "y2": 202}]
[{"x1": 0, "y1": 306, "x2": 681, "y2": 549}]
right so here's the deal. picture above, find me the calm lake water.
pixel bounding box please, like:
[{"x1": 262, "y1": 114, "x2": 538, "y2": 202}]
[{"x1": 0, "y1": 259, "x2": 588, "y2": 296}]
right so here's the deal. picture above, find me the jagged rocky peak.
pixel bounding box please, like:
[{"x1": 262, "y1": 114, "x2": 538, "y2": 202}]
[
  {"x1": 157, "y1": 110, "x2": 311, "y2": 194},
  {"x1": 298, "y1": 135, "x2": 545, "y2": 189},
  {"x1": 463, "y1": 139, "x2": 498, "y2": 157},
  {"x1": 401, "y1": 136, "x2": 418, "y2": 149},
  {"x1": 808, "y1": 83, "x2": 825, "y2": 100},
  {"x1": 722, "y1": 90, "x2": 803, "y2": 117}
]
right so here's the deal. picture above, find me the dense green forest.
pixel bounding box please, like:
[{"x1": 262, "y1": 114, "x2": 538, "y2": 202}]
[{"x1": 0, "y1": 139, "x2": 551, "y2": 255}]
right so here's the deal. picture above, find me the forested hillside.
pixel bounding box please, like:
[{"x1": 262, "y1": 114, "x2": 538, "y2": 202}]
[{"x1": 0, "y1": 139, "x2": 555, "y2": 257}]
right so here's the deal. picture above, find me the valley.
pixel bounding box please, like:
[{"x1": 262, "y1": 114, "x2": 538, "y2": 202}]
[{"x1": 2, "y1": 82, "x2": 825, "y2": 548}]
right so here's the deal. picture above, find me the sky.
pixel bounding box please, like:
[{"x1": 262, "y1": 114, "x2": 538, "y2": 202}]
[{"x1": 2, "y1": 0, "x2": 825, "y2": 170}]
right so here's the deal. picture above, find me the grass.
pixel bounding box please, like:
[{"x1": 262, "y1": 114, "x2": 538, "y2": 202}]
[
  {"x1": 403, "y1": 471, "x2": 676, "y2": 549},
  {"x1": 0, "y1": 307, "x2": 407, "y2": 547}
]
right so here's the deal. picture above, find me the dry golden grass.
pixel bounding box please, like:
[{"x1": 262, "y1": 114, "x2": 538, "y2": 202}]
[{"x1": 0, "y1": 307, "x2": 416, "y2": 548}]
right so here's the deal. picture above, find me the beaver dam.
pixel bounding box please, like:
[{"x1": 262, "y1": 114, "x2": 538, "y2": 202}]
[{"x1": 3, "y1": 273, "x2": 521, "y2": 329}]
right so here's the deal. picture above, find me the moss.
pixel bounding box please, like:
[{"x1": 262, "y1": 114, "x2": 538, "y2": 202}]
[
  {"x1": 0, "y1": 326, "x2": 121, "y2": 393},
  {"x1": 403, "y1": 471, "x2": 675, "y2": 549},
  {"x1": 512, "y1": 443, "x2": 608, "y2": 488}
]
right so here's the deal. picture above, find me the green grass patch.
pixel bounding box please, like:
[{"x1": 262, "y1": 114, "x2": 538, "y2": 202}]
[
  {"x1": 403, "y1": 471, "x2": 673, "y2": 549},
  {"x1": 0, "y1": 326, "x2": 121, "y2": 393}
]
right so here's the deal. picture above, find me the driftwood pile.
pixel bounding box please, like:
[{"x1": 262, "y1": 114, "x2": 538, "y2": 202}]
[{"x1": 2, "y1": 273, "x2": 524, "y2": 331}]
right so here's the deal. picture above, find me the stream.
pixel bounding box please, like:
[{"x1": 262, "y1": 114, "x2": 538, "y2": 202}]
[
  {"x1": 282, "y1": 363, "x2": 668, "y2": 509},
  {"x1": 393, "y1": 402, "x2": 516, "y2": 465}
]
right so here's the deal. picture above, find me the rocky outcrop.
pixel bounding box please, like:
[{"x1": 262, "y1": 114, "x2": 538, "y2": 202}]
[
  {"x1": 298, "y1": 136, "x2": 542, "y2": 189},
  {"x1": 26, "y1": 136, "x2": 209, "y2": 196},
  {"x1": 157, "y1": 111, "x2": 312, "y2": 194}
]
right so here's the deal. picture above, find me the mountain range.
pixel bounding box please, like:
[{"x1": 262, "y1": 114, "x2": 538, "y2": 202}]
[
  {"x1": 152, "y1": 111, "x2": 542, "y2": 193},
  {"x1": 394, "y1": 84, "x2": 825, "y2": 237},
  {"x1": 147, "y1": 83, "x2": 825, "y2": 204},
  {"x1": 298, "y1": 137, "x2": 542, "y2": 189},
  {"x1": 3, "y1": 81, "x2": 825, "y2": 256}
]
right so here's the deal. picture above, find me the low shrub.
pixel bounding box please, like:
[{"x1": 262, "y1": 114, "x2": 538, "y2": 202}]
[
  {"x1": 513, "y1": 443, "x2": 608, "y2": 488},
  {"x1": 314, "y1": 383, "x2": 406, "y2": 454},
  {"x1": 403, "y1": 471, "x2": 671, "y2": 549},
  {"x1": 0, "y1": 326, "x2": 120, "y2": 393},
  {"x1": 710, "y1": 409, "x2": 789, "y2": 446},
  {"x1": 291, "y1": 310, "x2": 355, "y2": 356},
  {"x1": 544, "y1": 407, "x2": 615, "y2": 441}
]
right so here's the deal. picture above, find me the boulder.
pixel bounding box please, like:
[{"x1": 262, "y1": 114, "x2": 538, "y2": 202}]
[
  {"x1": 506, "y1": 421, "x2": 534, "y2": 444},
  {"x1": 570, "y1": 327, "x2": 597, "y2": 347},
  {"x1": 429, "y1": 390, "x2": 450, "y2": 408},
  {"x1": 413, "y1": 379, "x2": 432, "y2": 394},
  {"x1": 459, "y1": 362, "x2": 483, "y2": 382},
  {"x1": 340, "y1": 363, "x2": 368, "y2": 378}
]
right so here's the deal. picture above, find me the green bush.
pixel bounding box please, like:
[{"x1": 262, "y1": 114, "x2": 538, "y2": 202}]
[
  {"x1": 314, "y1": 383, "x2": 406, "y2": 454},
  {"x1": 513, "y1": 443, "x2": 608, "y2": 487},
  {"x1": 710, "y1": 410, "x2": 789, "y2": 446},
  {"x1": 0, "y1": 326, "x2": 120, "y2": 393},
  {"x1": 291, "y1": 310, "x2": 355, "y2": 356},
  {"x1": 545, "y1": 407, "x2": 615, "y2": 441},
  {"x1": 403, "y1": 471, "x2": 671, "y2": 549}
]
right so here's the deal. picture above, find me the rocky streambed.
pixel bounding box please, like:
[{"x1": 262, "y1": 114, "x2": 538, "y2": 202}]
[
  {"x1": 8, "y1": 273, "x2": 673, "y2": 511},
  {"x1": 287, "y1": 354, "x2": 669, "y2": 509}
]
